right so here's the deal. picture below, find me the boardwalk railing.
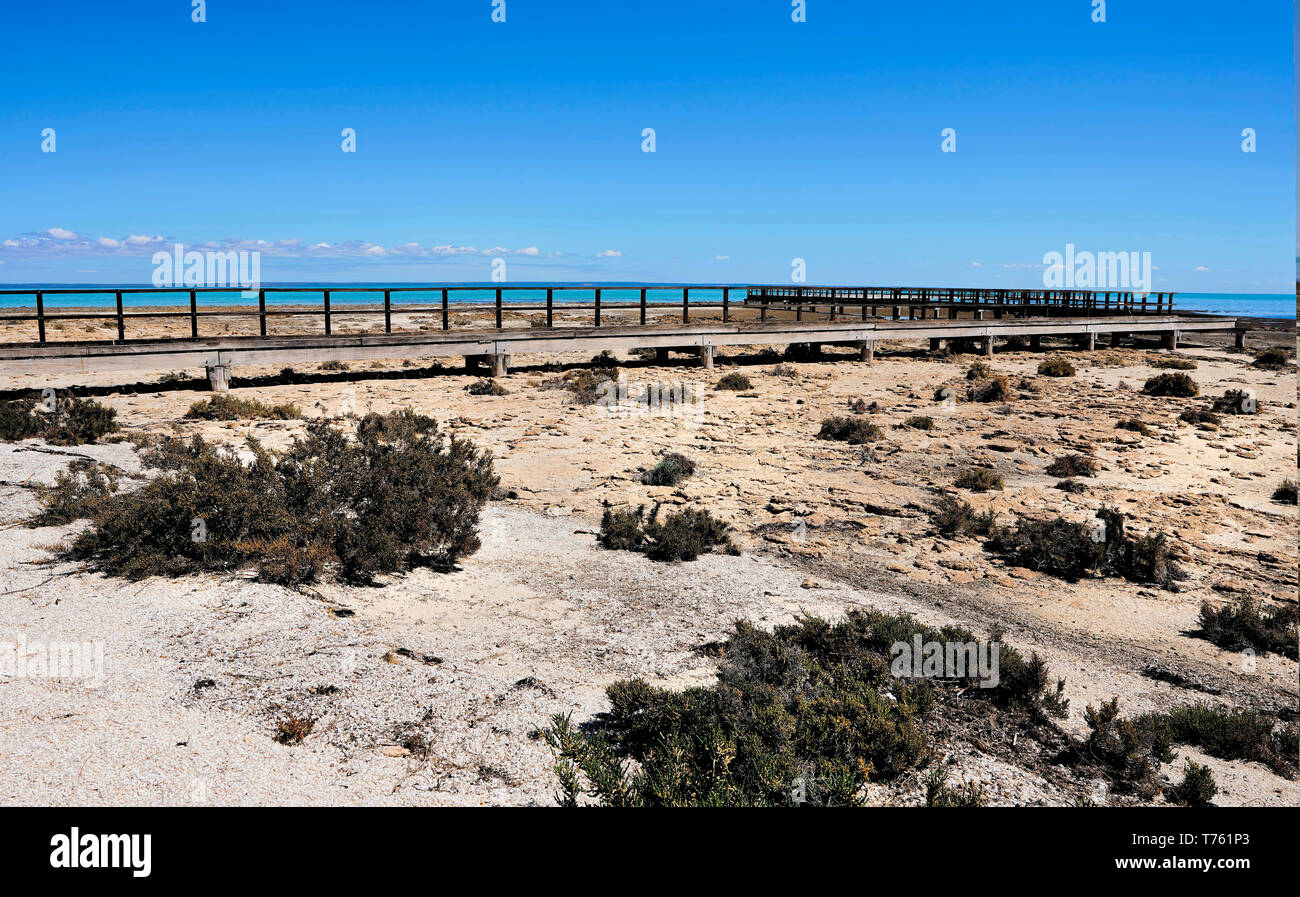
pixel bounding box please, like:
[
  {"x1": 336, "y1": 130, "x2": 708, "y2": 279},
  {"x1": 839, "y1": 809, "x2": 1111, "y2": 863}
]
[{"x1": 745, "y1": 284, "x2": 1175, "y2": 317}]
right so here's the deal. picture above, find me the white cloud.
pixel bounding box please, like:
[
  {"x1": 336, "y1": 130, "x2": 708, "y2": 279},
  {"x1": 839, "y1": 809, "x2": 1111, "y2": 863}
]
[
  {"x1": 364, "y1": 245, "x2": 387, "y2": 255},
  {"x1": 715, "y1": 255, "x2": 729, "y2": 260},
  {"x1": 125, "y1": 234, "x2": 163, "y2": 245},
  {"x1": 47, "y1": 227, "x2": 77, "y2": 239},
  {"x1": 597, "y1": 249, "x2": 622, "y2": 258},
  {"x1": 97, "y1": 237, "x2": 121, "y2": 248},
  {"x1": 1193, "y1": 265, "x2": 1209, "y2": 272},
  {"x1": 970, "y1": 261, "x2": 982, "y2": 267},
  {"x1": 514, "y1": 246, "x2": 540, "y2": 256}
]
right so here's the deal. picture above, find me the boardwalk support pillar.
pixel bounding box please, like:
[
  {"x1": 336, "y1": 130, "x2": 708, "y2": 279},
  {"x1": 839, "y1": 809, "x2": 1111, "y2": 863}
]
[
  {"x1": 1160, "y1": 331, "x2": 1178, "y2": 350},
  {"x1": 929, "y1": 338, "x2": 943, "y2": 351},
  {"x1": 858, "y1": 340, "x2": 875, "y2": 362},
  {"x1": 655, "y1": 347, "x2": 669, "y2": 363},
  {"x1": 490, "y1": 353, "x2": 510, "y2": 378},
  {"x1": 981, "y1": 336, "x2": 993, "y2": 357},
  {"x1": 1110, "y1": 331, "x2": 1124, "y2": 348},
  {"x1": 1234, "y1": 329, "x2": 1246, "y2": 349},
  {"x1": 206, "y1": 361, "x2": 231, "y2": 393},
  {"x1": 698, "y1": 345, "x2": 714, "y2": 369},
  {"x1": 1082, "y1": 332, "x2": 1096, "y2": 351},
  {"x1": 1029, "y1": 335, "x2": 1041, "y2": 351}
]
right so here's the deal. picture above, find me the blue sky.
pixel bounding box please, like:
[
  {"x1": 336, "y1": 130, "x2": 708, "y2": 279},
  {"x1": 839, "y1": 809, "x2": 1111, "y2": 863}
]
[{"x1": 0, "y1": 0, "x2": 1293, "y2": 291}]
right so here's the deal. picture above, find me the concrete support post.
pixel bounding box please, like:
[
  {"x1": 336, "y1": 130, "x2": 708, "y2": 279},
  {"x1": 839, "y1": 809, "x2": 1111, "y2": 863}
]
[
  {"x1": 490, "y1": 353, "x2": 509, "y2": 377},
  {"x1": 1234, "y1": 329, "x2": 1246, "y2": 349},
  {"x1": 982, "y1": 336, "x2": 994, "y2": 357},
  {"x1": 655, "y1": 347, "x2": 669, "y2": 363},
  {"x1": 1029, "y1": 335, "x2": 1041, "y2": 351},
  {"x1": 206, "y1": 361, "x2": 231, "y2": 393},
  {"x1": 1083, "y1": 332, "x2": 1096, "y2": 351},
  {"x1": 698, "y1": 345, "x2": 714, "y2": 369},
  {"x1": 1110, "y1": 331, "x2": 1123, "y2": 347},
  {"x1": 1160, "y1": 331, "x2": 1178, "y2": 350},
  {"x1": 858, "y1": 340, "x2": 875, "y2": 363}
]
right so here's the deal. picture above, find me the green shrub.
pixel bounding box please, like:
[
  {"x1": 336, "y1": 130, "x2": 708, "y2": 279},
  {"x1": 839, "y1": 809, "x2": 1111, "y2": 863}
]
[
  {"x1": 1272, "y1": 480, "x2": 1298, "y2": 504},
  {"x1": 599, "y1": 503, "x2": 735, "y2": 562},
  {"x1": 59, "y1": 410, "x2": 497, "y2": 584},
  {"x1": 953, "y1": 468, "x2": 1003, "y2": 492},
  {"x1": 538, "y1": 609, "x2": 1068, "y2": 806},
  {"x1": 1079, "y1": 697, "x2": 1174, "y2": 796},
  {"x1": 1045, "y1": 453, "x2": 1098, "y2": 478},
  {"x1": 1211, "y1": 389, "x2": 1258, "y2": 415},
  {"x1": 185, "y1": 395, "x2": 301, "y2": 420},
  {"x1": 903, "y1": 415, "x2": 935, "y2": 431},
  {"x1": 1167, "y1": 762, "x2": 1217, "y2": 806},
  {"x1": 1196, "y1": 596, "x2": 1298, "y2": 660},
  {"x1": 988, "y1": 507, "x2": 1180, "y2": 586},
  {"x1": 641, "y1": 453, "x2": 696, "y2": 486},
  {"x1": 929, "y1": 495, "x2": 997, "y2": 537},
  {"x1": 817, "y1": 416, "x2": 882, "y2": 444},
  {"x1": 1252, "y1": 347, "x2": 1289, "y2": 369},
  {"x1": 0, "y1": 393, "x2": 118, "y2": 445},
  {"x1": 924, "y1": 767, "x2": 985, "y2": 807},
  {"x1": 965, "y1": 361, "x2": 991, "y2": 380},
  {"x1": 1148, "y1": 704, "x2": 1296, "y2": 779},
  {"x1": 28, "y1": 460, "x2": 121, "y2": 527},
  {"x1": 715, "y1": 371, "x2": 753, "y2": 391},
  {"x1": 467, "y1": 379, "x2": 508, "y2": 396},
  {"x1": 1037, "y1": 357, "x2": 1076, "y2": 377},
  {"x1": 1142, "y1": 373, "x2": 1198, "y2": 397},
  {"x1": 1116, "y1": 418, "x2": 1151, "y2": 435},
  {"x1": 967, "y1": 374, "x2": 1012, "y2": 403}
]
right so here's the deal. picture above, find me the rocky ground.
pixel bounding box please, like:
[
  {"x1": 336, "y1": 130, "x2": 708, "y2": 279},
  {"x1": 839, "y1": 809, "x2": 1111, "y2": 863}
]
[{"x1": 0, "y1": 311, "x2": 1295, "y2": 806}]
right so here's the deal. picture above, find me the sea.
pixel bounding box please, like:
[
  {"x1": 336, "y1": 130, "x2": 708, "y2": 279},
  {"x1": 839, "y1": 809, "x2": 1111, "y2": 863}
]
[{"x1": 0, "y1": 284, "x2": 1293, "y2": 319}]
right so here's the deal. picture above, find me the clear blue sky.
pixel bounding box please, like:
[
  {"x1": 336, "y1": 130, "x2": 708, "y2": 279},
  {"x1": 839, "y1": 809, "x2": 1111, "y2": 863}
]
[{"x1": 0, "y1": 0, "x2": 1293, "y2": 290}]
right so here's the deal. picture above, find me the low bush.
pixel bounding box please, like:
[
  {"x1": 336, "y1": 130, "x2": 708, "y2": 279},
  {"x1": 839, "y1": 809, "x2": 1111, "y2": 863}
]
[
  {"x1": 715, "y1": 371, "x2": 753, "y2": 391},
  {"x1": 903, "y1": 415, "x2": 935, "y2": 431},
  {"x1": 965, "y1": 361, "x2": 990, "y2": 380},
  {"x1": 817, "y1": 416, "x2": 882, "y2": 444},
  {"x1": 1179, "y1": 408, "x2": 1221, "y2": 426},
  {"x1": 967, "y1": 375, "x2": 1012, "y2": 403},
  {"x1": 1252, "y1": 347, "x2": 1289, "y2": 369},
  {"x1": 1115, "y1": 419, "x2": 1151, "y2": 435},
  {"x1": 1055, "y1": 479, "x2": 1087, "y2": 494},
  {"x1": 924, "y1": 767, "x2": 985, "y2": 807},
  {"x1": 59, "y1": 410, "x2": 497, "y2": 585},
  {"x1": 953, "y1": 468, "x2": 1003, "y2": 492},
  {"x1": 538, "y1": 608, "x2": 1068, "y2": 806},
  {"x1": 0, "y1": 393, "x2": 118, "y2": 445},
  {"x1": 318, "y1": 360, "x2": 350, "y2": 372},
  {"x1": 185, "y1": 395, "x2": 302, "y2": 420},
  {"x1": 849, "y1": 397, "x2": 880, "y2": 414},
  {"x1": 1142, "y1": 372, "x2": 1198, "y2": 397},
  {"x1": 467, "y1": 379, "x2": 508, "y2": 396},
  {"x1": 1045, "y1": 453, "x2": 1098, "y2": 478},
  {"x1": 590, "y1": 350, "x2": 619, "y2": 369},
  {"x1": 929, "y1": 495, "x2": 997, "y2": 537},
  {"x1": 598, "y1": 503, "x2": 736, "y2": 562},
  {"x1": 1211, "y1": 389, "x2": 1259, "y2": 415},
  {"x1": 1149, "y1": 704, "x2": 1297, "y2": 779},
  {"x1": 28, "y1": 460, "x2": 121, "y2": 527},
  {"x1": 544, "y1": 369, "x2": 615, "y2": 405},
  {"x1": 1037, "y1": 357, "x2": 1076, "y2": 377},
  {"x1": 988, "y1": 507, "x2": 1181, "y2": 586},
  {"x1": 1196, "y1": 596, "x2": 1298, "y2": 660},
  {"x1": 1167, "y1": 762, "x2": 1217, "y2": 806},
  {"x1": 770, "y1": 363, "x2": 799, "y2": 378},
  {"x1": 641, "y1": 452, "x2": 696, "y2": 487},
  {"x1": 1271, "y1": 480, "x2": 1298, "y2": 504}
]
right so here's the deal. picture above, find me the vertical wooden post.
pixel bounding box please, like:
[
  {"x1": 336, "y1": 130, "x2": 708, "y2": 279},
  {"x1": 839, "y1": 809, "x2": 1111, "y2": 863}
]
[
  {"x1": 722, "y1": 287, "x2": 730, "y2": 323},
  {"x1": 189, "y1": 289, "x2": 198, "y2": 338},
  {"x1": 442, "y1": 288, "x2": 449, "y2": 330},
  {"x1": 383, "y1": 289, "x2": 392, "y2": 333},
  {"x1": 639, "y1": 288, "x2": 647, "y2": 325},
  {"x1": 682, "y1": 288, "x2": 689, "y2": 324},
  {"x1": 323, "y1": 289, "x2": 332, "y2": 335},
  {"x1": 546, "y1": 288, "x2": 554, "y2": 327},
  {"x1": 35, "y1": 291, "x2": 45, "y2": 343},
  {"x1": 258, "y1": 289, "x2": 267, "y2": 336},
  {"x1": 760, "y1": 297, "x2": 768, "y2": 322},
  {"x1": 115, "y1": 290, "x2": 125, "y2": 340},
  {"x1": 594, "y1": 288, "x2": 602, "y2": 327},
  {"x1": 495, "y1": 288, "x2": 503, "y2": 329}
]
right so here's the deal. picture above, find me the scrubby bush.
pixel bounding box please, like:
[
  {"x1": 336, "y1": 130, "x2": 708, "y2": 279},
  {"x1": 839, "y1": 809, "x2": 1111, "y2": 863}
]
[
  {"x1": 903, "y1": 415, "x2": 935, "y2": 431},
  {"x1": 715, "y1": 371, "x2": 753, "y2": 391},
  {"x1": 1037, "y1": 357, "x2": 1076, "y2": 377},
  {"x1": 965, "y1": 361, "x2": 991, "y2": 381},
  {"x1": 641, "y1": 452, "x2": 696, "y2": 486},
  {"x1": 467, "y1": 379, "x2": 508, "y2": 396},
  {"x1": 589, "y1": 350, "x2": 619, "y2": 369},
  {"x1": 1211, "y1": 389, "x2": 1259, "y2": 415},
  {"x1": 967, "y1": 375, "x2": 1012, "y2": 403},
  {"x1": 1272, "y1": 480, "x2": 1298, "y2": 504},
  {"x1": 1078, "y1": 697, "x2": 1174, "y2": 796},
  {"x1": 1167, "y1": 762, "x2": 1217, "y2": 806},
  {"x1": 0, "y1": 393, "x2": 118, "y2": 445},
  {"x1": 1045, "y1": 453, "x2": 1098, "y2": 478},
  {"x1": 1142, "y1": 373, "x2": 1197, "y2": 397},
  {"x1": 598, "y1": 503, "x2": 735, "y2": 562},
  {"x1": 817, "y1": 416, "x2": 882, "y2": 444},
  {"x1": 1252, "y1": 347, "x2": 1290, "y2": 369},
  {"x1": 769, "y1": 363, "x2": 799, "y2": 378},
  {"x1": 988, "y1": 507, "x2": 1180, "y2": 586},
  {"x1": 1179, "y1": 408, "x2": 1221, "y2": 426},
  {"x1": 538, "y1": 609, "x2": 1068, "y2": 806},
  {"x1": 849, "y1": 397, "x2": 879, "y2": 414},
  {"x1": 185, "y1": 395, "x2": 301, "y2": 420},
  {"x1": 28, "y1": 460, "x2": 121, "y2": 527},
  {"x1": 1116, "y1": 418, "x2": 1151, "y2": 435},
  {"x1": 1196, "y1": 596, "x2": 1298, "y2": 660},
  {"x1": 1151, "y1": 704, "x2": 1296, "y2": 779},
  {"x1": 953, "y1": 468, "x2": 1003, "y2": 492},
  {"x1": 58, "y1": 410, "x2": 497, "y2": 585},
  {"x1": 318, "y1": 360, "x2": 349, "y2": 372},
  {"x1": 924, "y1": 767, "x2": 985, "y2": 807},
  {"x1": 929, "y1": 495, "x2": 997, "y2": 537},
  {"x1": 544, "y1": 369, "x2": 615, "y2": 405},
  {"x1": 1055, "y1": 479, "x2": 1087, "y2": 494}
]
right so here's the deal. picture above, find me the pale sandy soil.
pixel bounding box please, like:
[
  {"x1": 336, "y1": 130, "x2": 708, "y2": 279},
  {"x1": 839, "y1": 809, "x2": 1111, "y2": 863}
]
[{"x1": 0, "y1": 312, "x2": 1295, "y2": 806}]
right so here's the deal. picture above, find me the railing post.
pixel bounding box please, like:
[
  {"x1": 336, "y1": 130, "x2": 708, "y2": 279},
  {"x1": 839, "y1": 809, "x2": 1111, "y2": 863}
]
[
  {"x1": 546, "y1": 288, "x2": 554, "y2": 327},
  {"x1": 190, "y1": 289, "x2": 198, "y2": 338},
  {"x1": 35, "y1": 291, "x2": 45, "y2": 343},
  {"x1": 258, "y1": 288, "x2": 267, "y2": 336},
  {"x1": 384, "y1": 289, "x2": 392, "y2": 333},
  {"x1": 722, "y1": 287, "x2": 730, "y2": 323},
  {"x1": 639, "y1": 288, "x2": 647, "y2": 325},
  {"x1": 594, "y1": 288, "x2": 601, "y2": 327},
  {"x1": 323, "y1": 289, "x2": 332, "y2": 335},
  {"x1": 495, "y1": 287, "x2": 503, "y2": 329},
  {"x1": 760, "y1": 296, "x2": 768, "y2": 322},
  {"x1": 115, "y1": 290, "x2": 125, "y2": 341},
  {"x1": 682, "y1": 288, "x2": 689, "y2": 324},
  {"x1": 442, "y1": 288, "x2": 449, "y2": 330}
]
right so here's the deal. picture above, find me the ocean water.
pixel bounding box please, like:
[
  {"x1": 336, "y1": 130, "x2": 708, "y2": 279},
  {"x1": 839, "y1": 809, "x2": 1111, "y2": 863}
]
[{"x1": 0, "y1": 285, "x2": 1292, "y2": 319}]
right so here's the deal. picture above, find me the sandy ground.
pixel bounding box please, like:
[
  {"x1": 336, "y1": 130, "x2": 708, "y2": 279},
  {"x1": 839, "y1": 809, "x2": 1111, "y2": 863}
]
[{"x1": 0, "y1": 313, "x2": 1295, "y2": 806}]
